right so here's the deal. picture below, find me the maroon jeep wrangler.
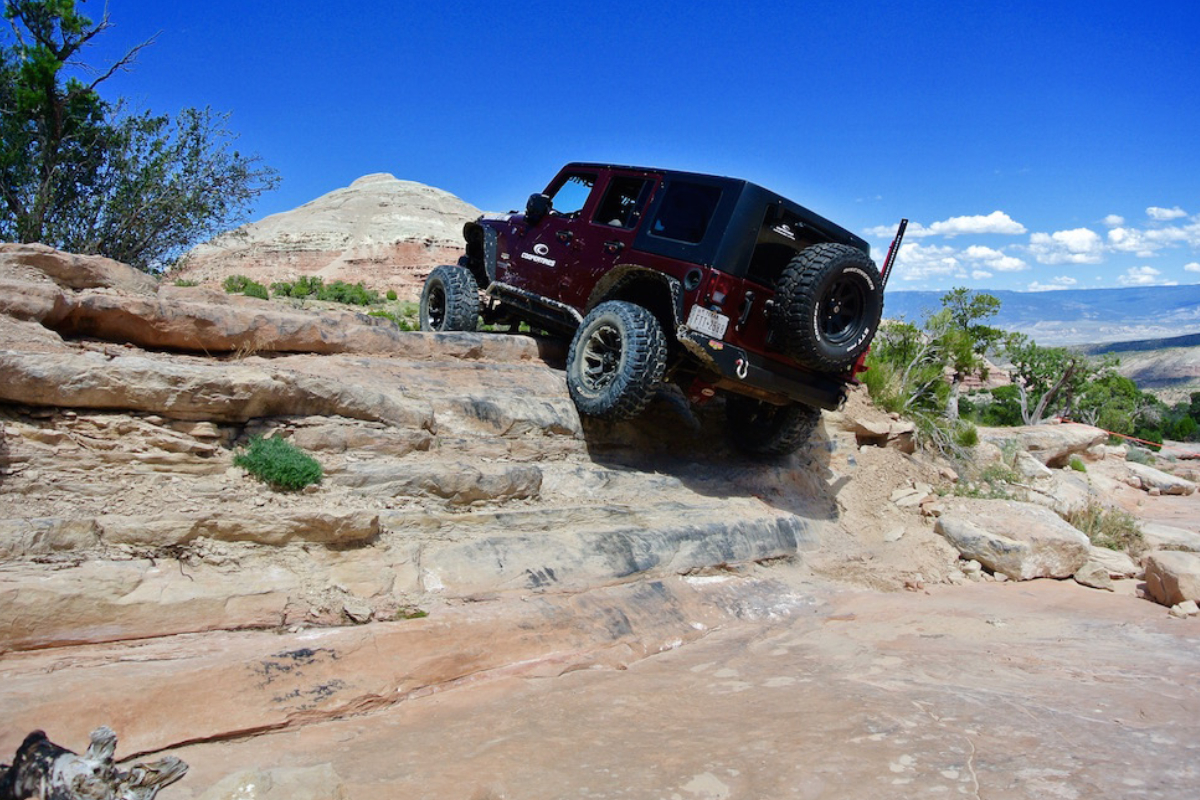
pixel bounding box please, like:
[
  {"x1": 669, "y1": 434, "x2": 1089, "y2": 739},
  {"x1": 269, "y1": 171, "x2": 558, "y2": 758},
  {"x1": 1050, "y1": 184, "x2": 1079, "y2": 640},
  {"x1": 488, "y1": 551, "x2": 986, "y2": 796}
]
[{"x1": 420, "y1": 163, "x2": 904, "y2": 455}]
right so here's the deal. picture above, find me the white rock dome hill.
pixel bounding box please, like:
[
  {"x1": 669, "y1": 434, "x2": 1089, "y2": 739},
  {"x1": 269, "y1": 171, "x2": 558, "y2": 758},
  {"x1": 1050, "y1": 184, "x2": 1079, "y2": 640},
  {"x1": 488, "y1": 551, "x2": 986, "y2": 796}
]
[{"x1": 177, "y1": 173, "x2": 483, "y2": 299}]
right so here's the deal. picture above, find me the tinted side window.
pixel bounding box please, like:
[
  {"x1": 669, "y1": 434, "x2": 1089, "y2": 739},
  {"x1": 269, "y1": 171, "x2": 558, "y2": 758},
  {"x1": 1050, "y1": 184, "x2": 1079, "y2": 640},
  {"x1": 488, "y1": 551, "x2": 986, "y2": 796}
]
[
  {"x1": 649, "y1": 182, "x2": 722, "y2": 243},
  {"x1": 550, "y1": 173, "x2": 596, "y2": 216},
  {"x1": 593, "y1": 176, "x2": 651, "y2": 228}
]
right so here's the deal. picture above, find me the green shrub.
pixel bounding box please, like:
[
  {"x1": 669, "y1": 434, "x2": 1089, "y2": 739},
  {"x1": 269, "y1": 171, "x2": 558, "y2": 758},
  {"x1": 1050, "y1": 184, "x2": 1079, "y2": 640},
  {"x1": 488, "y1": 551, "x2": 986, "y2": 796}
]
[
  {"x1": 1134, "y1": 427, "x2": 1163, "y2": 452},
  {"x1": 223, "y1": 274, "x2": 251, "y2": 293},
  {"x1": 386, "y1": 289, "x2": 398, "y2": 301},
  {"x1": 1069, "y1": 456, "x2": 1087, "y2": 473},
  {"x1": 1065, "y1": 502, "x2": 1143, "y2": 554},
  {"x1": 173, "y1": 278, "x2": 198, "y2": 287},
  {"x1": 223, "y1": 274, "x2": 269, "y2": 299},
  {"x1": 234, "y1": 435, "x2": 323, "y2": 491}
]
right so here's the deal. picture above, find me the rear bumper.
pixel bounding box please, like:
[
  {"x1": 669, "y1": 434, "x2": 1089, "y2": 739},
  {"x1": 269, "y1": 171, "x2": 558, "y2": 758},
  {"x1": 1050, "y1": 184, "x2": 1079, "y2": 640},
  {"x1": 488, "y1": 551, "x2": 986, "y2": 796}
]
[{"x1": 677, "y1": 329, "x2": 848, "y2": 410}]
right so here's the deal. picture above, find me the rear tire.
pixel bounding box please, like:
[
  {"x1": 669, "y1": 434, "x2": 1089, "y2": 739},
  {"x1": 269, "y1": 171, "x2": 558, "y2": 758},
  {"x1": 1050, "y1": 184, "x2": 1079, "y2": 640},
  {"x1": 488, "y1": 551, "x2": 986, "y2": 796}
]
[
  {"x1": 773, "y1": 243, "x2": 882, "y2": 371},
  {"x1": 566, "y1": 301, "x2": 667, "y2": 420},
  {"x1": 420, "y1": 265, "x2": 479, "y2": 331},
  {"x1": 725, "y1": 395, "x2": 821, "y2": 456}
]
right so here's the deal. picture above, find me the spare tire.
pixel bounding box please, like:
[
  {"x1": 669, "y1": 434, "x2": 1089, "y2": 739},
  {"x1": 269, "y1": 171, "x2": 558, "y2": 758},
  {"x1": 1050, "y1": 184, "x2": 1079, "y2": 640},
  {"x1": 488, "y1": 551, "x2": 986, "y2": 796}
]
[{"x1": 772, "y1": 243, "x2": 883, "y2": 372}]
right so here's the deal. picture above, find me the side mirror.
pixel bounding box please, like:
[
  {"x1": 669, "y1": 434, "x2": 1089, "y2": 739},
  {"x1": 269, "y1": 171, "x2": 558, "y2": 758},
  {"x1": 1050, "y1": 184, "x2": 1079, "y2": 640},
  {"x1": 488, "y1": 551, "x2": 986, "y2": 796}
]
[{"x1": 526, "y1": 193, "x2": 551, "y2": 225}]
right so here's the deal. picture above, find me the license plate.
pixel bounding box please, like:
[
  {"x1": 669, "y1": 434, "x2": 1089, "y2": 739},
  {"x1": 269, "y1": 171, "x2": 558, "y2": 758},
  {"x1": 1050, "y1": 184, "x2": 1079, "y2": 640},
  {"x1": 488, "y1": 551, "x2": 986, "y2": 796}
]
[{"x1": 687, "y1": 306, "x2": 729, "y2": 339}]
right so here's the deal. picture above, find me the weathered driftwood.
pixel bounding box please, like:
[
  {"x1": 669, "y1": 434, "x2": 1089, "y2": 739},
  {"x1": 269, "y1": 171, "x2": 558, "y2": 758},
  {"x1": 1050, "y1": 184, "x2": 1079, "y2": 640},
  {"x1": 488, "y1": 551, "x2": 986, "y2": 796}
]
[{"x1": 0, "y1": 727, "x2": 187, "y2": 800}]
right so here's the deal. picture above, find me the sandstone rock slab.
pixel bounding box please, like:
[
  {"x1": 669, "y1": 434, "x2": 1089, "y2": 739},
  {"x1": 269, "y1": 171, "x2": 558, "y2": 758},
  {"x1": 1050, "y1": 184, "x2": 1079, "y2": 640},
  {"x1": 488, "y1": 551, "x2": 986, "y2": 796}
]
[
  {"x1": 0, "y1": 351, "x2": 434, "y2": 428},
  {"x1": 1125, "y1": 462, "x2": 1197, "y2": 495},
  {"x1": 0, "y1": 243, "x2": 158, "y2": 293},
  {"x1": 934, "y1": 499, "x2": 1090, "y2": 580},
  {"x1": 1141, "y1": 523, "x2": 1200, "y2": 553}
]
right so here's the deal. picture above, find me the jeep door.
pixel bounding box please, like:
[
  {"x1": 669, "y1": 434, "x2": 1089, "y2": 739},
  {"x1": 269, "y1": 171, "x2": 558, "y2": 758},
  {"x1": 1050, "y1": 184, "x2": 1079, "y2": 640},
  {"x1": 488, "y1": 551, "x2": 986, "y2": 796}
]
[
  {"x1": 558, "y1": 172, "x2": 658, "y2": 310},
  {"x1": 508, "y1": 171, "x2": 598, "y2": 300}
]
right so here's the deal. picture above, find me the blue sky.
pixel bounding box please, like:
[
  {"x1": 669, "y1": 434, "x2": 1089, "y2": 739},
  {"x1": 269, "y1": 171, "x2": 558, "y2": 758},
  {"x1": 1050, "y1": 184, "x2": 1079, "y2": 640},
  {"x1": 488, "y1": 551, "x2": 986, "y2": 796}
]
[{"x1": 74, "y1": 0, "x2": 1200, "y2": 292}]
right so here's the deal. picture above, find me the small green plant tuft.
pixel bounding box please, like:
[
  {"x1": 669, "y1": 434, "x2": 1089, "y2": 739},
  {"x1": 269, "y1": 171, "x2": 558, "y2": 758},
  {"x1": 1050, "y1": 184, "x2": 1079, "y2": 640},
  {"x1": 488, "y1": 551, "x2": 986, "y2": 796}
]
[
  {"x1": 396, "y1": 607, "x2": 428, "y2": 620},
  {"x1": 1065, "y1": 501, "x2": 1143, "y2": 554},
  {"x1": 173, "y1": 278, "x2": 199, "y2": 287},
  {"x1": 954, "y1": 422, "x2": 979, "y2": 448},
  {"x1": 234, "y1": 435, "x2": 323, "y2": 491},
  {"x1": 1069, "y1": 455, "x2": 1087, "y2": 473},
  {"x1": 386, "y1": 289, "x2": 398, "y2": 301},
  {"x1": 1126, "y1": 446, "x2": 1156, "y2": 465}
]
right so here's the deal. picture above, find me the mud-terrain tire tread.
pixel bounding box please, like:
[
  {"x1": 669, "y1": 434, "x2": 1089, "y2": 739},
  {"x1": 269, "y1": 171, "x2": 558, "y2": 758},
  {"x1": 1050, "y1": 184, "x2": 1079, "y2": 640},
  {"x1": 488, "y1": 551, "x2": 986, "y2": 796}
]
[
  {"x1": 773, "y1": 243, "x2": 882, "y2": 372},
  {"x1": 566, "y1": 301, "x2": 667, "y2": 420},
  {"x1": 420, "y1": 265, "x2": 479, "y2": 332},
  {"x1": 725, "y1": 395, "x2": 821, "y2": 456}
]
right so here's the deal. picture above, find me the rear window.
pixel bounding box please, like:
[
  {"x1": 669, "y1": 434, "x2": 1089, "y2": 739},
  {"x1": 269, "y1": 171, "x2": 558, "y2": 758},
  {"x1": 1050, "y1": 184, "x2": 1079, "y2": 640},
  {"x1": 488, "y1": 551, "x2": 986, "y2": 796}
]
[{"x1": 648, "y1": 182, "x2": 722, "y2": 244}]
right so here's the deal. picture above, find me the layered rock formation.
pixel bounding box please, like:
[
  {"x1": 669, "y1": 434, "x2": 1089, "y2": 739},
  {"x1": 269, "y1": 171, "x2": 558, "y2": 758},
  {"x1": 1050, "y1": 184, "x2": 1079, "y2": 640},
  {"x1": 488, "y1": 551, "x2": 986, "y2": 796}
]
[
  {"x1": 174, "y1": 174, "x2": 482, "y2": 299},
  {"x1": 2, "y1": 245, "x2": 1199, "y2": 795}
]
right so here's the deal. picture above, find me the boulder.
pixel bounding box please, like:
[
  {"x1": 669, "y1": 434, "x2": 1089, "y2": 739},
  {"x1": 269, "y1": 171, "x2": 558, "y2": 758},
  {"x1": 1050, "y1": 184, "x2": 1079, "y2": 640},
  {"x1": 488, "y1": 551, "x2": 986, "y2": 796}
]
[
  {"x1": 934, "y1": 499, "x2": 1090, "y2": 580},
  {"x1": 1141, "y1": 523, "x2": 1200, "y2": 553},
  {"x1": 839, "y1": 415, "x2": 916, "y2": 452},
  {"x1": 1085, "y1": 546, "x2": 1140, "y2": 579},
  {"x1": 1015, "y1": 450, "x2": 1054, "y2": 479},
  {"x1": 1144, "y1": 551, "x2": 1200, "y2": 606},
  {"x1": 1073, "y1": 561, "x2": 1114, "y2": 591},
  {"x1": 1124, "y1": 462, "x2": 1197, "y2": 495},
  {"x1": 979, "y1": 423, "x2": 1108, "y2": 467}
]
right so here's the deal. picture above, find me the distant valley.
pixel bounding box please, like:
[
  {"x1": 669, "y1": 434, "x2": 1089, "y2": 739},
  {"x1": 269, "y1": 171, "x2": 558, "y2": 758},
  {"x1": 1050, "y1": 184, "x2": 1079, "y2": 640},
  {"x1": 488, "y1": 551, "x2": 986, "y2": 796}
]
[
  {"x1": 884, "y1": 286, "x2": 1200, "y2": 402},
  {"x1": 883, "y1": 285, "x2": 1200, "y2": 346}
]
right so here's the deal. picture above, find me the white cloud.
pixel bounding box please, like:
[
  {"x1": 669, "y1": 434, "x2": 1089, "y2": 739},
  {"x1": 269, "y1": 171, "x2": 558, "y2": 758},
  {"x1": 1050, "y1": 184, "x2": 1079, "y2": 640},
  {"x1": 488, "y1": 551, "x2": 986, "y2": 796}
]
[
  {"x1": 961, "y1": 244, "x2": 1029, "y2": 272},
  {"x1": 1103, "y1": 214, "x2": 1125, "y2": 227},
  {"x1": 893, "y1": 242, "x2": 960, "y2": 281},
  {"x1": 866, "y1": 210, "x2": 1026, "y2": 240},
  {"x1": 925, "y1": 211, "x2": 1027, "y2": 238},
  {"x1": 971, "y1": 269, "x2": 993, "y2": 280},
  {"x1": 1147, "y1": 206, "x2": 1187, "y2": 221},
  {"x1": 1144, "y1": 218, "x2": 1200, "y2": 248},
  {"x1": 1028, "y1": 228, "x2": 1104, "y2": 264},
  {"x1": 1118, "y1": 266, "x2": 1177, "y2": 286},
  {"x1": 1107, "y1": 227, "x2": 1163, "y2": 257},
  {"x1": 1026, "y1": 276, "x2": 1078, "y2": 292},
  {"x1": 1185, "y1": 262, "x2": 1200, "y2": 273}
]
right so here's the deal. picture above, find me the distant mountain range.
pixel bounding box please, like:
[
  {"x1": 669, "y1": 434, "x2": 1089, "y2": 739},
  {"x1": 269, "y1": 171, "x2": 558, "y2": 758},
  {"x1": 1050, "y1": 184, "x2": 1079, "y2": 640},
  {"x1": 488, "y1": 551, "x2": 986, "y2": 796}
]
[{"x1": 882, "y1": 285, "x2": 1200, "y2": 346}]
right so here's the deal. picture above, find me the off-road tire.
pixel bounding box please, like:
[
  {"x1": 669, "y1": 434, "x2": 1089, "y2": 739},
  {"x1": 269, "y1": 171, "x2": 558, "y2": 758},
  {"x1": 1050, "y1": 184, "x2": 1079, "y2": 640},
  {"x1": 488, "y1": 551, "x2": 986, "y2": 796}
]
[
  {"x1": 773, "y1": 243, "x2": 882, "y2": 372},
  {"x1": 420, "y1": 265, "x2": 479, "y2": 332},
  {"x1": 725, "y1": 395, "x2": 821, "y2": 456},
  {"x1": 566, "y1": 301, "x2": 667, "y2": 420}
]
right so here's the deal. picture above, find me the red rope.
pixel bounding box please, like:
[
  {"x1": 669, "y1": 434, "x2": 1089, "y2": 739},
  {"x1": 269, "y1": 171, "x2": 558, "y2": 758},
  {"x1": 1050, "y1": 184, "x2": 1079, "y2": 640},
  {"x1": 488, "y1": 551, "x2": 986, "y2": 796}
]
[{"x1": 1056, "y1": 417, "x2": 1162, "y2": 448}]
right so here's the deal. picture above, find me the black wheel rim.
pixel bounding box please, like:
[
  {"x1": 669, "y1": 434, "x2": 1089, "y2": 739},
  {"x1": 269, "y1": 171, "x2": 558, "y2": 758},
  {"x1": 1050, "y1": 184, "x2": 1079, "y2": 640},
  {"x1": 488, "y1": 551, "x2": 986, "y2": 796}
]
[
  {"x1": 580, "y1": 322, "x2": 622, "y2": 392},
  {"x1": 820, "y1": 277, "x2": 866, "y2": 344},
  {"x1": 427, "y1": 284, "x2": 446, "y2": 329}
]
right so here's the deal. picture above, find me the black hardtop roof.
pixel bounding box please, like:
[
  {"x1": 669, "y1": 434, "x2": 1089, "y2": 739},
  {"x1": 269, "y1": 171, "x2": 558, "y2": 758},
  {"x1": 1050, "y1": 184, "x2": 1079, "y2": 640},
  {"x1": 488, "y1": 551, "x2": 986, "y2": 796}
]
[{"x1": 562, "y1": 162, "x2": 868, "y2": 254}]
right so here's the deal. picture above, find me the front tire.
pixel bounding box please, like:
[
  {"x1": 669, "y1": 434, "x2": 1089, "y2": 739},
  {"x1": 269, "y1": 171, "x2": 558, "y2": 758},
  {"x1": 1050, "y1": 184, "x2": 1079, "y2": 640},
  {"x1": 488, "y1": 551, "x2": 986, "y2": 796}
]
[
  {"x1": 566, "y1": 301, "x2": 667, "y2": 420},
  {"x1": 420, "y1": 265, "x2": 479, "y2": 331},
  {"x1": 725, "y1": 394, "x2": 821, "y2": 456},
  {"x1": 773, "y1": 243, "x2": 882, "y2": 372}
]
